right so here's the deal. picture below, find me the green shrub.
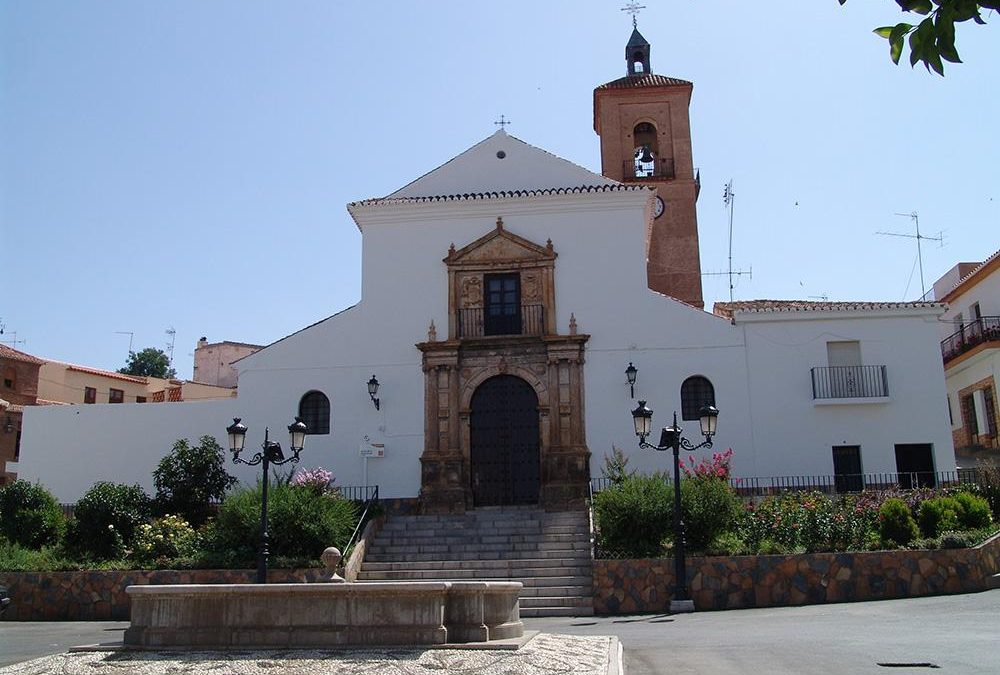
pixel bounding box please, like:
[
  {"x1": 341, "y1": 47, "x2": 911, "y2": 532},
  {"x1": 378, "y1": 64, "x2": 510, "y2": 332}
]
[
  {"x1": 0, "y1": 480, "x2": 65, "y2": 549},
  {"x1": 209, "y1": 482, "x2": 359, "y2": 564},
  {"x1": 594, "y1": 474, "x2": 672, "y2": 558},
  {"x1": 879, "y1": 498, "x2": 919, "y2": 546},
  {"x1": 132, "y1": 515, "x2": 199, "y2": 565},
  {"x1": 938, "y1": 531, "x2": 977, "y2": 549},
  {"x1": 917, "y1": 497, "x2": 962, "y2": 538},
  {"x1": 67, "y1": 482, "x2": 151, "y2": 560},
  {"x1": 680, "y1": 476, "x2": 741, "y2": 552},
  {"x1": 952, "y1": 491, "x2": 993, "y2": 530},
  {"x1": 704, "y1": 531, "x2": 748, "y2": 556},
  {"x1": 152, "y1": 436, "x2": 237, "y2": 527}
]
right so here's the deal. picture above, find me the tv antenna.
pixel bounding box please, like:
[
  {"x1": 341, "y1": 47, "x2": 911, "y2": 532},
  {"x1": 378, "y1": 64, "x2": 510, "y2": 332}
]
[
  {"x1": 703, "y1": 180, "x2": 752, "y2": 301},
  {"x1": 876, "y1": 212, "x2": 943, "y2": 300},
  {"x1": 115, "y1": 331, "x2": 134, "y2": 358},
  {"x1": 165, "y1": 327, "x2": 177, "y2": 367}
]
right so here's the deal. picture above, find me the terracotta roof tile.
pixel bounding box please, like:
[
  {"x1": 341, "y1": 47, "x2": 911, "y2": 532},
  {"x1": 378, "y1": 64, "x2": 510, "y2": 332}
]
[
  {"x1": 940, "y1": 248, "x2": 1000, "y2": 302},
  {"x1": 595, "y1": 73, "x2": 692, "y2": 90},
  {"x1": 63, "y1": 363, "x2": 148, "y2": 384},
  {"x1": 0, "y1": 344, "x2": 46, "y2": 365},
  {"x1": 713, "y1": 299, "x2": 943, "y2": 319},
  {"x1": 349, "y1": 184, "x2": 651, "y2": 208}
]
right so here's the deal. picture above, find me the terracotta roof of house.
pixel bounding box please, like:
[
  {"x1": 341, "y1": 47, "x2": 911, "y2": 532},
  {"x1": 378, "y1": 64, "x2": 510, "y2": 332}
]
[
  {"x1": 0, "y1": 344, "x2": 46, "y2": 365},
  {"x1": 36, "y1": 398, "x2": 71, "y2": 406},
  {"x1": 713, "y1": 299, "x2": 943, "y2": 319},
  {"x1": 349, "y1": 184, "x2": 651, "y2": 208},
  {"x1": 940, "y1": 248, "x2": 1000, "y2": 302},
  {"x1": 595, "y1": 73, "x2": 693, "y2": 90},
  {"x1": 63, "y1": 363, "x2": 148, "y2": 384}
]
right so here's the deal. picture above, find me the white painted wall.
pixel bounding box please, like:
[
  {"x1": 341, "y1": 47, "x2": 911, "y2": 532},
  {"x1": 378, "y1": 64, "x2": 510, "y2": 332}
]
[
  {"x1": 17, "y1": 141, "x2": 958, "y2": 501},
  {"x1": 938, "y1": 259, "x2": 1000, "y2": 338}
]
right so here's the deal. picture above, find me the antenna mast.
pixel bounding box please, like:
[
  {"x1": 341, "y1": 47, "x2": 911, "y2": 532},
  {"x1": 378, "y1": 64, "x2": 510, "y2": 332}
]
[
  {"x1": 165, "y1": 327, "x2": 177, "y2": 370},
  {"x1": 875, "y1": 212, "x2": 943, "y2": 299}
]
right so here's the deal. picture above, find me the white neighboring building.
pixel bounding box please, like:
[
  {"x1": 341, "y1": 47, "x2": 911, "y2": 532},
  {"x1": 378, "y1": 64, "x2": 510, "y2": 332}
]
[
  {"x1": 16, "y1": 27, "x2": 955, "y2": 503},
  {"x1": 934, "y1": 250, "x2": 1000, "y2": 466}
]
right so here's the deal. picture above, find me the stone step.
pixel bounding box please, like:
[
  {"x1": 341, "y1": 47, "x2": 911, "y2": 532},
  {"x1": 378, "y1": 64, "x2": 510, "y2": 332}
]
[
  {"x1": 364, "y1": 549, "x2": 591, "y2": 563},
  {"x1": 373, "y1": 533, "x2": 590, "y2": 546},
  {"x1": 357, "y1": 570, "x2": 592, "y2": 587},
  {"x1": 378, "y1": 520, "x2": 588, "y2": 534},
  {"x1": 360, "y1": 558, "x2": 590, "y2": 573},
  {"x1": 520, "y1": 605, "x2": 594, "y2": 618},
  {"x1": 519, "y1": 595, "x2": 594, "y2": 609},
  {"x1": 368, "y1": 541, "x2": 591, "y2": 556}
]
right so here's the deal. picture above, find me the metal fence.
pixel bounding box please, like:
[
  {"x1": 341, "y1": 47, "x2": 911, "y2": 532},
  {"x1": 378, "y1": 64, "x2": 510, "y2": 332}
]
[
  {"x1": 58, "y1": 484, "x2": 380, "y2": 520},
  {"x1": 810, "y1": 365, "x2": 888, "y2": 399},
  {"x1": 941, "y1": 316, "x2": 1000, "y2": 363},
  {"x1": 591, "y1": 469, "x2": 986, "y2": 500},
  {"x1": 456, "y1": 304, "x2": 545, "y2": 338}
]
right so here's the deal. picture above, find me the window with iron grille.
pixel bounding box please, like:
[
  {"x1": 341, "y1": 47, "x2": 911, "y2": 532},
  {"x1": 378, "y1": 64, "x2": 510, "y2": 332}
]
[
  {"x1": 985, "y1": 387, "x2": 997, "y2": 437},
  {"x1": 109, "y1": 388, "x2": 124, "y2": 404},
  {"x1": 298, "y1": 390, "x2": 330, "y2": 435},
  {"x1": 84, "y1": 387, "x2": 97, "y2": 404},
  {"x1": 680, "y1": 376, "x2": 715, "y2": 421},
  {"x1": 962, "y1": 394, "x2": 979, "y2": 435},
  {"x1": 484, "y1": 273, "x2": 521, "y2": 336}
]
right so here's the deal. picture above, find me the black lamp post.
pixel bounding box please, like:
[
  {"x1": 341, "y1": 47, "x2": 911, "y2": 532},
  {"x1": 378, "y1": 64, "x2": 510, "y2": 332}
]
[
  {"x1": 226, "y1": 416, "x2": 308, "y2": 583},
  {"x1": 625, "y1": 362, "x2": 638, "y2": 399},
  {"x1": 368, "y1": 375, "x2": 380, "y2": 410},
  {"x1": 631, "y1": 400, "x2": 718, "y2": 613}
]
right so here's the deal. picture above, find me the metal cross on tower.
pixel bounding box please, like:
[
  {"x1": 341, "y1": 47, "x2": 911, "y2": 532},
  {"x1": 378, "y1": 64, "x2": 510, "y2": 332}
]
[
  {"x1": 494, "y1": 114, "x2": 511, "y2": 129},
  {"x1": 621, "y1": 2, "x2": 646, "y2": 28}
]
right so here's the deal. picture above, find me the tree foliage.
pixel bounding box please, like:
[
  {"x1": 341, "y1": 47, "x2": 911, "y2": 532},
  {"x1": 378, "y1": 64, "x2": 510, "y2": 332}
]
[
  {"x1": 119, "y1": 347, "x2": 177, "y2": 379},
  {"x1": 153, "y1": 436, "x2": 238, "y2": 526},
  {"x1": 840, "y1": 0, "x2": 998, "y2": 75}
]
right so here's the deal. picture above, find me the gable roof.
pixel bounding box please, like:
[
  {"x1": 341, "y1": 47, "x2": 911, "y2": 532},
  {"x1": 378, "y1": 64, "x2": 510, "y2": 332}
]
[
  {"x1": 0, "y1": 344, "x2": 45, "y2": 366},
  {"x1": 595, "y1": 73, "x2": 692, "y2": 90},
  {"x1": 381, "y1": 130, "x2": 617, "y2": 200},
  {"x1": 713, "y1": 299, "x2": 943, "y2": 319},
  {"x1": 940, "y1": 248, "x2": 1000, "y2": 303}
]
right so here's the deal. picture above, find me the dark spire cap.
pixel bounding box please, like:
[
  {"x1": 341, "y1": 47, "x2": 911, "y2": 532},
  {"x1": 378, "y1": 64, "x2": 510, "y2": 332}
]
[{"x1": 626, "y1": 28, "x2": 649, "y2": 48}]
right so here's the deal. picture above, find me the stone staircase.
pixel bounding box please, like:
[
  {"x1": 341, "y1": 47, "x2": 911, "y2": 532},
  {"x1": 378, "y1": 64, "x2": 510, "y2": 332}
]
[{"x1": 357, "y1": 507, "x2": 593, "y2": 617}]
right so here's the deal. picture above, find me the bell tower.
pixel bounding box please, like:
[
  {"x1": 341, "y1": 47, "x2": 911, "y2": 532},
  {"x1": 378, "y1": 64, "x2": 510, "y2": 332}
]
[{"x1": 593, "y1": 25, "x2": 704, "y2": 308}]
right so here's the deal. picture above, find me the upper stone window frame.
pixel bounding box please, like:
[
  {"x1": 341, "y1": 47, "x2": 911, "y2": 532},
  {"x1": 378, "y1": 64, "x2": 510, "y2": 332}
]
[{"x1": 444, "y1": 217, "x2": 558, "y2": 341}]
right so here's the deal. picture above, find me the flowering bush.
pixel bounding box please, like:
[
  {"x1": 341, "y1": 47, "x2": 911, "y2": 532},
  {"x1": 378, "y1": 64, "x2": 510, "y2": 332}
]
[
  {"x1": 132, "y1": 515, "x2": 199, "y2": 565},
  {"x1": 680, "y1": 448, "x2": 734, "y2": 480},
  {"x1": 290, "y1": 467, "x2": 335, "y2": 494},
  {"x1": 737, "y1": 492, "x2": 880, "y2": 554}
]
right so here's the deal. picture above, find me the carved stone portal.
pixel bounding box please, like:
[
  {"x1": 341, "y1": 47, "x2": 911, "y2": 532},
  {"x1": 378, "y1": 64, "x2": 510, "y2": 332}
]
[{"x1": 416, "y1": 222, "x2": 590, "y2": 513}]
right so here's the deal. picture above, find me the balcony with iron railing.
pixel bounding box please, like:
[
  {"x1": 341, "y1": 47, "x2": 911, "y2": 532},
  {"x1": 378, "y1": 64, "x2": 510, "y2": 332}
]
[
  {"x1": 456, "y1": 304, "x2": 545, "y2": 339},
  {"x1": 941, "y1": 316, "x2": 1000, "y2": 364},
  {"x1": 623, "y1": 157, "x2": 676, "y2": 181},
  {"x1": 810, "y1": 365, "x2": 889, "y2": 401}
]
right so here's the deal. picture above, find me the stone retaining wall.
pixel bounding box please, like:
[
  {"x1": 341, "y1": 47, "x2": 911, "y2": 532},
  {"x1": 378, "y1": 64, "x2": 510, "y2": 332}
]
[
  {"x1": 0, "y1": 569, "x2": 326, "y2": 621},
  {"x1": 594, "y1": 533, "x2": 1000, "y2": 614}
]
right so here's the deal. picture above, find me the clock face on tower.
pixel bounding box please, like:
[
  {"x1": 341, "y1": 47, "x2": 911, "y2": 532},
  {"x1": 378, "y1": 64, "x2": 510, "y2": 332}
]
[{"x1": 654, "y1": 196, "x2": 665, "y2": 219}]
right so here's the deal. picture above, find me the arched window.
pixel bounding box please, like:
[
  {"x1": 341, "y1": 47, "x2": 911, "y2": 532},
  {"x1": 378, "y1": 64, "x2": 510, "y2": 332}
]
[
  {"x1": 633, "y1": 122, "x2": 658, "y2": 178},
  {"x1": 298, "y1": 390, "x2": 330, "y2": 435},
  {"x1": 680, "y1": 376, "x2": 715, "y2": 421}
]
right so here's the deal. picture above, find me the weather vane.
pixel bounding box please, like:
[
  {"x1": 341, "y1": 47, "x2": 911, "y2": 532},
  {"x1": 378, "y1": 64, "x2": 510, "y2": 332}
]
[
  {"x1": 494, "y1": 114, "x2": 511, "y2": 129},
  {"x1": 621, "y1": 2, "x2": 646, "y2": 28}
]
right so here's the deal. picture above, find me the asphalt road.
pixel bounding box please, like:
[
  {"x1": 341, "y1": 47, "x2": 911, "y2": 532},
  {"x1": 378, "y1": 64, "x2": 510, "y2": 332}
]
[
  {"x1": 526, "y1": 590, "x2": 1000, "y2": 674},
  {"x1": 1, "y1": 591, "x2": 998, "y2": 674}
]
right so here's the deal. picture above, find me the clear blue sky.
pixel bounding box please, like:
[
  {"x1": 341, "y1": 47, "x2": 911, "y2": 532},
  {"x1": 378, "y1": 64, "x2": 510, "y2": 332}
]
[{"x1": 2, "y1": 1, "x2": 997, "y2": 378}]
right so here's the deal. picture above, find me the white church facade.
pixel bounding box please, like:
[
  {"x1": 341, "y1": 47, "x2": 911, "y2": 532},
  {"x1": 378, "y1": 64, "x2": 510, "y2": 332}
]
[{"x1": 17, "y1": 28, "x2": 955, "y2": 505}]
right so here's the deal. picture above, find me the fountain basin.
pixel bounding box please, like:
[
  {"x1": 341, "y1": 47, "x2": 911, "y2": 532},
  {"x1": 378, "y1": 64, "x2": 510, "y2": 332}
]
[{"x1": 124, "y1": 581, "x2": 523, "y2": 648}]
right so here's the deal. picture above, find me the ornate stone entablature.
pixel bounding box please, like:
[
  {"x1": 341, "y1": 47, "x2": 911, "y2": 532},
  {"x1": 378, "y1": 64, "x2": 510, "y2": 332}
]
[{"x1": 417, "y1": 219, "x2": 590, "y2": 513}]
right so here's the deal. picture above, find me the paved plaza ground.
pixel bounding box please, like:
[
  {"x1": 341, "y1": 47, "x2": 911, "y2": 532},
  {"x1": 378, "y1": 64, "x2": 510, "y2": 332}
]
[{"x1": 1, "y1": 591, "x2": 998, "y2": 674}]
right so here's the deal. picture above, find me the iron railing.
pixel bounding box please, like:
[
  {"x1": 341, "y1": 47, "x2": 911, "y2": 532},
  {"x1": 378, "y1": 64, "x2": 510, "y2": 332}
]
[
  {"x1": 941, "y1": 316, "x2": 1000, "y2": 364},
  {"x1": 811, "y1": 365, "x2": 888, "y2": 399},
  {"x1": 456, "y1": 304, "x2": 544, "y2": 338},
  {"x1": 591, "y1": 470, "x2": 985, "y2": 500},
  {"x1": 623, "y1": 157, "x2": 675, "y2": 180},
  {"x1": 341, "y1": 485, "x2": 380, "y2": 559}
]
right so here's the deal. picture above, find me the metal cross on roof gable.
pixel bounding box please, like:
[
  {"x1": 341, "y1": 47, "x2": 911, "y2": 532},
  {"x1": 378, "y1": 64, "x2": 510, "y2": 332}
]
[
  {"x1": 494, "y1": 114, "x2": 511, "y2": 129},
  {"x1": 621, "y1": 2, "x2": 646, "y2": 28}
]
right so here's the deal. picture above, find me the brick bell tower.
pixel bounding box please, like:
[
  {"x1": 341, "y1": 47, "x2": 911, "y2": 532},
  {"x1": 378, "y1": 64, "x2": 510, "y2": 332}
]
[{"x1": 593, "y1": 25, "x2": 704, "y2": 308}]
